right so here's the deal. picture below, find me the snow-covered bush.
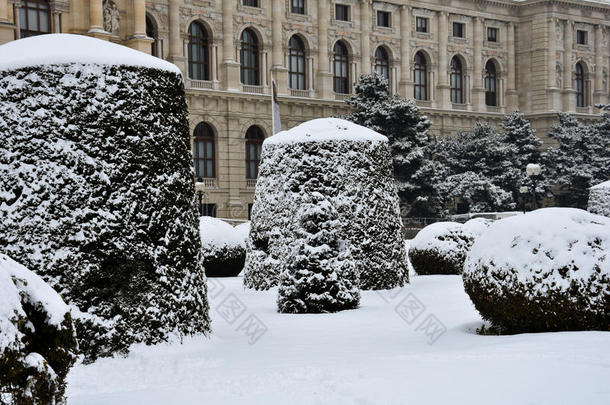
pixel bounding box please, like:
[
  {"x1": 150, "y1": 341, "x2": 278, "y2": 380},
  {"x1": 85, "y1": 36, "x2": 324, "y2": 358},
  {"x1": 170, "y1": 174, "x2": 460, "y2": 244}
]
[
  {"x1": 463, "y1": 208, "x2": 610, "y2": 333},
  {"x1": 243, "y1": 118, "x2": 407, "y2": 291},
  {"x1": 0, "y1": 35, "x2": 210, "y2": 362},
  {"x1": 199, "y1": 217, "x2": 246, "y2": 277},
  {"x1": 462, "y1": 218, "x2": 494, "y2": 238},
  {"x1": 409, "y1": 222, "x2": 475, "y2": 275},
  {"x1": 234, "y1": 222, "x2": 251, "y2": 244},
  {"x1": 0, "y1": 254, "x2": 78, "y2": 404},
  {"x1": 277, "y1": 200, "x2": 360, "y2": 313},
  {"x1": 588, "y1": 180, "x2": 610, "y2": 217}
]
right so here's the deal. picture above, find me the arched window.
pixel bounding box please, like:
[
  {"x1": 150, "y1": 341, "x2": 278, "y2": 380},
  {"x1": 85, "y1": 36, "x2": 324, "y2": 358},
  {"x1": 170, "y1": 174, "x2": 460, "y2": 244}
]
[
  {"x1": 484, "y1": 60, "x2": 498, "y2": 107},
  {"x1": 245, "y1": 126, "x2": 264, "y2": 179},
  {"x1": 288, "y1": 35, "x2": 306, "y2": 90},
  {"x1": 241, "y1": 29, "x2": 260, "y2": 85},
  {"x1": 575, "y1": 62, "x2": 587, "y2": 108},
  {"x1": 333, "y1": 41, "x2": 349, "y2": 94},
  {"x1": 20, "y1": 0, "x2": 51, "y2": 38},
  {"x1": 146, "y1": 15, "x2": 159, "y2": 57},
  {"x1": 450, "y1": 56, "x2": 464, "y2": 104},
  {"x1": 193, "y1": 123, "x2": 215, "y2": 179},
  {"x1": 188, "y1": 22, "x2": 210, "y2": 80},
  {"x1": 374, "y1": 47, "x2": 389, "y2": 81},
  {"x1": 414, "y1": 51, "x2": 428, "y2": 101}
]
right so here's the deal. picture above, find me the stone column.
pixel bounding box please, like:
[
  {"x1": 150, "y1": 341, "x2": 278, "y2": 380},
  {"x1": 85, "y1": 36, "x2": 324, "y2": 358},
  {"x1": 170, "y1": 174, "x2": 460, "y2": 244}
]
[
  {"x1": 0, "y1": 0, "x2": 13, "y2": 42},
  {"x1": 593, "y1": 24, "x2": 605, "y2": 104},
  {"x1": 271, "y1": 0, "x2": 288, "y2": 93},
  {"x1": 399, "y1": 5, "x2": 412, "y2": 97},
  {"x1": 547, "y1": 17, "x2": 561, "y2": 111},
  {"x1": 127, "y1": 0, "x2": 153, "y2": 52},
  {"x1": 167, "y1": 0, "x2": 186, "y2": 74},
  {"x1": 360, "y1": 0, "x2": 371, "y2": 75},
  {"x1": 562, "y1": 20, "x2": 575, "y2": 112},
  {"x1": 437, "y1": 11, "x2": 450, "y2": 108},
  {"x1": 222, "y1": 0, "x2": 240, "y2": 91},
  {"x1": 472, "y1": 17, "x2": 484, "y2": 110},
  {"x1": 88, "y1": 0, "x2": 105, "y2": 34},
  {"x1": 506, "y1": 22, "x2": 518, "y2": 111},
  {"x1": 316, "y1": 0, "x2": 334, "y2": 99}
]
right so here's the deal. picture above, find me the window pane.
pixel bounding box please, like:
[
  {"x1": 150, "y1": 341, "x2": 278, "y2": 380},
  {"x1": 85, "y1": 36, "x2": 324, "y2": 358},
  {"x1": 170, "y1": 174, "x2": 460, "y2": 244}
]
[{"x1": 40, "y1": 11, "x2": 49, "y2": 32}]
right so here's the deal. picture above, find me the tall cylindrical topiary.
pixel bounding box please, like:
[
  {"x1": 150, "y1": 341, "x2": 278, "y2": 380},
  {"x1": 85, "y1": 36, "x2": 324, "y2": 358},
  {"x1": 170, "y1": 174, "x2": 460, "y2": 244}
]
[
  {"x1": 244, "y1": 118, "x2": 407, "y2": 291},
  {"x1": 0, "y1": 34, "x2": 210, "y2": 362}
]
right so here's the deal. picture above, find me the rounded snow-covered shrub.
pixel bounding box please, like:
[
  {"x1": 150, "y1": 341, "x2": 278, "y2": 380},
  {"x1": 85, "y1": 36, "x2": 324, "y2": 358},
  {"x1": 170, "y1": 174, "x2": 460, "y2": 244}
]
[
  {"x1": 588, "y1": 180, "x2": 610, "y2": 217},
  {"x1": 0, "y1": 34, "x2": 210, "y2": 362},
  {"x1": 234, "y1": 221, "x2": 251, "y2": 245},
  {"x1": 244, "y1": 118, "x2": 407, "y2": 291},
  {"x1": 0, "y1": 254, "x2": 78, "y2": 404},
  {"x1": 409, "y1": 222, "x2": 474, "y2": 275},
  {"x1": 462, "y1": 218, "x2": 494, "y2": 237},
  {"x1": 463, "y1": 208, "x2": 610, "y2": 333},
  {"x1": 277, "y1": 200, "x2": 360, "y2": 313},
  {"x1": 199, "y1": 217, "x2": 246, "y2": 277}
]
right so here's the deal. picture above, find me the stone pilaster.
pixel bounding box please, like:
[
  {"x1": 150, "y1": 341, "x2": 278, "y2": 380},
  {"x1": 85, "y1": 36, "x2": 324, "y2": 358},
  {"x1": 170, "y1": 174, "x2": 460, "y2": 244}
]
[
  {"x1": 126, "y1": 0, "x2": 153, "y2": 53},
  {"x1": 562, "y1": 20, "x2": 576, "y2": 112},
  {"x1": 506, "y1": 22, "x2": 518, "y2": 111},
  {"x1": 399, "y1": 5, "x2": 412, "y2": 98},
  {"x1": 472, "y1": 17, "x2": 484, "y2": 110},
  {"x1": 437, "y1": 11, "x2": 450, "y2": 109},
  {"x1": 271, "y1": 0, "x2": 288, "y2": 94},
  {"x1": 221, "y1": 0, "x2": 240, "y2": 91},
  {"x1": 360, "y1": 0, "x2": 371, "y2": 75},
  {"x1": 547, "y1": 17, "x2": 561, "y2": 111},
  {"x1": 316, "y1": 0, "x2": 333, "y2": 99},
  {"x1": 87, "y1": 0, "x2": 110, "y2": 39},
  {"x1": 593, "y1": 24, "x2": 605, "y2": 105}
]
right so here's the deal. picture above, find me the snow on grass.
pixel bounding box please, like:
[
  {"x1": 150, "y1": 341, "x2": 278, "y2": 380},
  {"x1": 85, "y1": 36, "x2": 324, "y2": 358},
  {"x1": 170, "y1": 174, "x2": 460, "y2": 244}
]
[{"x1": 66, "y1": 276, "x2": 610, "y2": 405}]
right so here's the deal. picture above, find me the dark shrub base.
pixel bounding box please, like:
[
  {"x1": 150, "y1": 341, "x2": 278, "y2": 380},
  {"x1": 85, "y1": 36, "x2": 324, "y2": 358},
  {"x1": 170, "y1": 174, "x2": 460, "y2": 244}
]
[
  {"x1": 203, "y1": 247, "x2": 245, "y2": 277},
  {"x1": 409, "y1": 249, "x2": 463, "y2": 275},
  {"x1": 464, "y1": 266, "x2": 610, "y2": 333}
]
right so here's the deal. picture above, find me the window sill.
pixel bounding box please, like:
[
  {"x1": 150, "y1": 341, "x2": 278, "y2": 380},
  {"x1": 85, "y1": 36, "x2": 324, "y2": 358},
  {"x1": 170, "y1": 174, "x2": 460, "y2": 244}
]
[
  {"x1": 332, "y1": 19, "x2": 354, "y2": 28},
  {"x1": 413, "y1": 32, "x2": 432, "y2": 40},
  {"x1": 237, "y1": 4, "x2": 265, "y2": 15},
  {"x1": 286, "y1": 11, "x2": 311, "y2": 22}
]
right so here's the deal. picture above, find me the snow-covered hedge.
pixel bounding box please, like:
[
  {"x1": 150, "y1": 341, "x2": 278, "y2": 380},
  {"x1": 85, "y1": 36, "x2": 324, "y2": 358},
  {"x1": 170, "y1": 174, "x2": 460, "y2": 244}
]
[
  {"x1": 588, "y1": 180, "x2": 610, "y2": 217},
  {"x1": 199, "y1": 217, "x2": 245, "y2": 277},
  {"x1": 0, "y1": 35, "x2": 210, "y2": 362},
  {"x1": 244, "y1": 118, "x2": 407, "y2": 291},
  {"x1": 277, "y1": 200, "x2": 360, "y2": 313},
  {"x1": 0, "y1": 254, "x2": 78, "y2": 404},
  {"x1": 409, "y1": 222, "x2": 475, "y2": 275},
  {"x1": 463, "y1": 208, "x2": 610, "y2": 333}
]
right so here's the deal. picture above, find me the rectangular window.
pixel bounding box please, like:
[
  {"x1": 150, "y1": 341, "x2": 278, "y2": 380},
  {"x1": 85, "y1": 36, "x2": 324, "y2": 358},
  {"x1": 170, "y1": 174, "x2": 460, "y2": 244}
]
[
  {"x1": 452, "y1": 22, "x2": 464, "y2": 38},
  {"x1": 377, "y1": 11, "x2": 391, "y2": 28},
  {"x1": 577, "y1": 30, "x2": 588, "y2": 45},
  {"x1": 335, "y1": 4, "x2": 349, "y2": 21},
  {"x1": 243, "y1": 0, "x2": 259, "y2": 7},
  {"x1": 291, "y1": 0, "x2": 305, "y2": 14},
  {"x1": 487, "y1": 27, "x2": 498, "y2": 42},
  {"x1": 416, "y1": 17, "x2": 428, "y2": 33},
  {"x1": 201, "y1": 204, "x2": 217, "y2": 218}
]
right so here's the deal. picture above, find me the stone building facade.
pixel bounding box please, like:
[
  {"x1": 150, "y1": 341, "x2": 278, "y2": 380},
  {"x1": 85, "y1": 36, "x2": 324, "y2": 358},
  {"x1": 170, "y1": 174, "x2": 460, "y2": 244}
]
[{"x1": 0, "y1": 0, "x2": 609, "y2": 219}]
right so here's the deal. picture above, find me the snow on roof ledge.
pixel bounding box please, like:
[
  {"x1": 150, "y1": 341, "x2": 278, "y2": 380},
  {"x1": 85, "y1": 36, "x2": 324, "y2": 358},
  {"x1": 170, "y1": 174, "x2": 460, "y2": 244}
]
[
  {"x1": 0, "y1": 34, "x2": 181, "y2": 74},
  {"x1": 265, "y1": 118, "x2": 388, "y2": 145}
]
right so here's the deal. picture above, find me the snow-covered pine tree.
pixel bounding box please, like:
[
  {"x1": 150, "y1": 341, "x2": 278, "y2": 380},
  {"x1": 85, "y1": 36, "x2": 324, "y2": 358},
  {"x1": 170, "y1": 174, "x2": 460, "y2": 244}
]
[
  {"x1": 277, "y1": 199, "x2": 360, "y2": 314},
  {"x1": 499, "y1": 111, "x2": 543, "y2": 198},
  {"x1": 0, "y1": 35, "x2": 210, "y2": 362},
  {"x1": 344, "y1": 73, "x2": 435, "y2": 216},
  {"x1": 543, "y1": 112, "x2": 610, "y2": 208}
]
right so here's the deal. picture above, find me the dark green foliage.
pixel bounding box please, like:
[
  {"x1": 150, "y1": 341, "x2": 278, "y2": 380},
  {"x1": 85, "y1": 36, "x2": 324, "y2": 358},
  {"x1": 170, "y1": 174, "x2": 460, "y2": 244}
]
[
  {"x1": 277, "y1": 200, "x2": 360, "y2": 313},
  {"x1": 344, "y1": 74, "x2": 437, "y2": 216},
  {"x1": 0, "y1": 63, "x2": 210, "y2": 362},
  {"x1": 203, "y1": 246, "x2": 245, "y2": 277},
  {"x1": 542, "y1": 112, "x2": 610, "y2": 209},
  {"x1": 464, "y1": 266, "x2": 610, "y2": 333},
  {"x1": 409, "y1": 249, "x2": 465, "y2": 275}
]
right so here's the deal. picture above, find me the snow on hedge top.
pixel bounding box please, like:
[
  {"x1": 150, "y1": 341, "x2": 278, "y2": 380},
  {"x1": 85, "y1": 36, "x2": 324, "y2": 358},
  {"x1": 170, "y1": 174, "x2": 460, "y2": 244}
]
[
  {"x1": 234, "y1": 222, "x2": 250, "y2": 243},
  {"x1": 591, "y1": 180, "x2": 610, "y2": 190},
  {"x1": 265, "y1": 118, "x2": 388, "y2": 145},
  {"x1": 410, "y1": 222, "x2": 471, "y2": 253},
  {"x1": 0, "y1": 254, "x2": 70, "y2": 327},
  {"x1": 200, "y1": 217, "x2": 246, "y2": 250},
  {"x1": 465, "y1": 208, "x2": 610, "y2": 291},
  {"x1": 462, "y1": 218, "x2": 493, "y2": 237},
  {"x1": 0, "y1": 34, "x2": 181, "y2": 74}
]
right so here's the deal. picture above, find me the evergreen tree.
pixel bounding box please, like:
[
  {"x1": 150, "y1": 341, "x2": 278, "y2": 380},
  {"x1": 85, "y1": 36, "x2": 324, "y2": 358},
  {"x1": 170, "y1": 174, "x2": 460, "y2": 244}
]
[
  {"x1": 543, "y1": 111, "x2": 610, "y2": 208},
  {"x1": 277, "y1": 199, "x2": 360, "y2": 314},
  {"x1": 345, "y1": 73, "x2": 435, "y2": 216}
]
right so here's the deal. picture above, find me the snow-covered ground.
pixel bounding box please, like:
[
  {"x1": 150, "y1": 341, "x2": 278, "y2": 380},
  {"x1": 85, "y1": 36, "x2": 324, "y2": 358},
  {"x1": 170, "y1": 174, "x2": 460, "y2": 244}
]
[{"x1": 66, "y1": 275, "x2": 610, "y2": 405}]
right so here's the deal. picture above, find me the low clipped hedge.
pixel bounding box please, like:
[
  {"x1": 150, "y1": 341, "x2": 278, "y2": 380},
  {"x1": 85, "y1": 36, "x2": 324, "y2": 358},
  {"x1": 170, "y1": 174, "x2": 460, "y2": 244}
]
[
  {"x1": 199, "y1": 217, "x2": 246, "y2": 277},
  {"x1": 463, "y1": 208, "x2": 610, "y2": 333},
  {"x1": 409, "y1": 222, "x2": 474, "y2": 275}
]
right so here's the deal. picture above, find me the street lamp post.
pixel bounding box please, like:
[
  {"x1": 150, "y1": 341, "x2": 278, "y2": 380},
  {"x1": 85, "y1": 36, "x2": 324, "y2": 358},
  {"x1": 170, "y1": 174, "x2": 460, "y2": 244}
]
[
  {"x1": 525, "y1": 163, "x2": 542, "y2": 210},
  {"x1": 519, "y1": 185, "x2": 529, "y2": 213},
  {"x1": 195, "y1": 177, "x2": 205, "y2": 216}
]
